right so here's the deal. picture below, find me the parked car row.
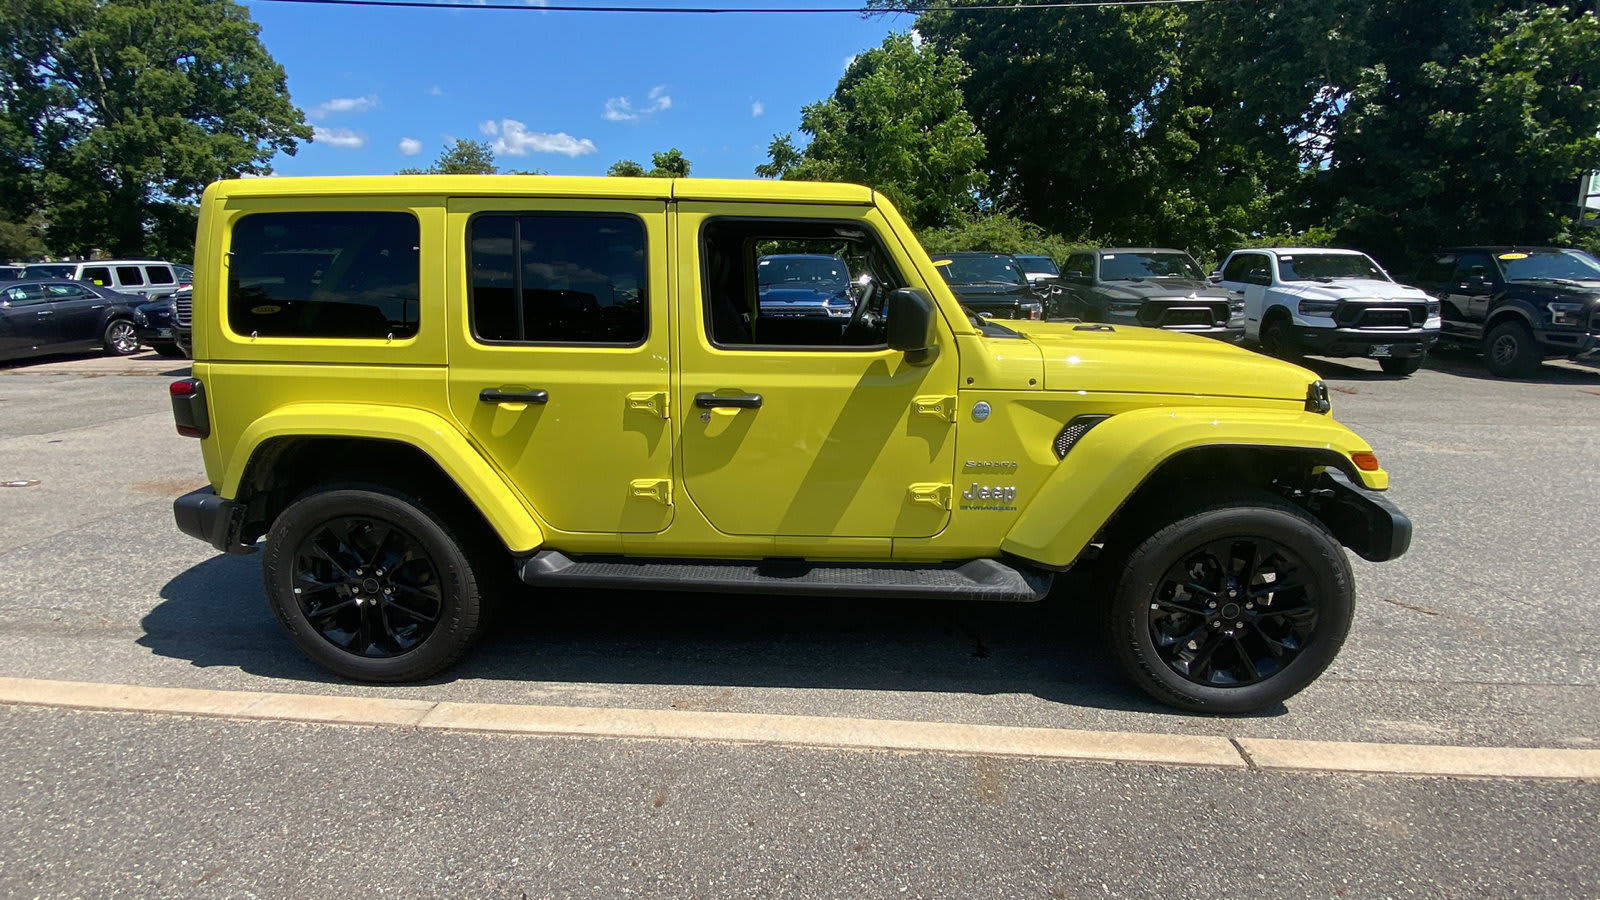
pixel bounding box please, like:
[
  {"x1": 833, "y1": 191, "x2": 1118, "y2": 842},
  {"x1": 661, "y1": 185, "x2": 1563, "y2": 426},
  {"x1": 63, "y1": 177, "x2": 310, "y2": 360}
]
[
  {"x1": 5, "y1": 259, "x2": 193, "y2": 301},
  {"x1": 932, "y1": 243, "x2": 1600, "y2": 379},
  {"x1": 0, "y1": 259, "x2": 195, "y2": 363}
]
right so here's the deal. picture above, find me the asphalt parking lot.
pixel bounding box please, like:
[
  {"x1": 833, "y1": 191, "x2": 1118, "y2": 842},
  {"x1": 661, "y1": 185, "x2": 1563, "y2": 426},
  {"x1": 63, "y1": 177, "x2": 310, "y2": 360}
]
[{"x1": 1, "y1": 346, "x2": 1597, "y2": 896}]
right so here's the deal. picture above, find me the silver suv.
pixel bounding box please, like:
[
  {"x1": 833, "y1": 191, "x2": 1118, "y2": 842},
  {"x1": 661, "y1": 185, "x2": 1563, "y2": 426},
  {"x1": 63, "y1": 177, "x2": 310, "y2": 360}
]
[{"x1": 24, "y1": 259, "x2": 188, "y2": 301}]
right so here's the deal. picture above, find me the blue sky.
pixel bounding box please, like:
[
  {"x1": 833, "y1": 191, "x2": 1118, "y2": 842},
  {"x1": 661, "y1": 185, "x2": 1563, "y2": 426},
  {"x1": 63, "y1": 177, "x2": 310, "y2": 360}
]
[{"x1": 244, "y1": 0, "x2": 912, "y2": 179}]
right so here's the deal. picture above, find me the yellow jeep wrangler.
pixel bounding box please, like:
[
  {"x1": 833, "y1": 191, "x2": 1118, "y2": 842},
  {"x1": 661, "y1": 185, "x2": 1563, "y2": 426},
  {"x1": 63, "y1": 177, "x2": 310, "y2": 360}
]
[{"x1": 170, "y1": 175, "x2": 1409, "y2": 713}]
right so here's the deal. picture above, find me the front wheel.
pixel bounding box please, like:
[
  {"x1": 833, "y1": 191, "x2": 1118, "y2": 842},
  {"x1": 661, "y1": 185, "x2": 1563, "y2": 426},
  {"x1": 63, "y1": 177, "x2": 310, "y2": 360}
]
[
  {"x1": 1378, "y1": 355, "x2": 1424, "y2": 376},
  {"x1": 1483, "y1": 320, "x2": 1541, "y2": 378},
  {"x1": 102, "y1": 319, "x2": 140, "y2": 356},
  {"x1": 1104, "y1": 492, "x2": 1354, "y2": 713},
  {"x1": 1259, "y1": 319, "x2": 1300, "y2": 362},
  {"x1": 262, "y1": 485, "x2": 486, "y2": 682}
]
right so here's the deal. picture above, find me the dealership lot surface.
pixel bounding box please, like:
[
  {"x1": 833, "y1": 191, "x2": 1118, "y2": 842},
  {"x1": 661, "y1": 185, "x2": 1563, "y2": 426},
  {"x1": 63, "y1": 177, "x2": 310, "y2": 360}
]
[{"x1": 1, "y1": 349, "x2": 1597, "y2": 895}]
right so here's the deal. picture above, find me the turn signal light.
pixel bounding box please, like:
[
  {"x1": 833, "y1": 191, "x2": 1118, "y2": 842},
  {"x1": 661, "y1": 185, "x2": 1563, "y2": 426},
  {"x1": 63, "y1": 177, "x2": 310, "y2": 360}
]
[{"x1": 1351, "y1": 451, "x2": 1380, "y2": 472}]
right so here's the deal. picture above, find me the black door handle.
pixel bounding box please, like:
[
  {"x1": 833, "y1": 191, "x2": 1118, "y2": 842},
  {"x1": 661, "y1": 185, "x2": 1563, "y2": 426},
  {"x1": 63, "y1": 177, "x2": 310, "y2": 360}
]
[
  {"x1": 480, "y1": 388, "x2": 549, "y2": 404},
  {"x1": 695, "y1": 392, "x2": 763, "y2": 409}
]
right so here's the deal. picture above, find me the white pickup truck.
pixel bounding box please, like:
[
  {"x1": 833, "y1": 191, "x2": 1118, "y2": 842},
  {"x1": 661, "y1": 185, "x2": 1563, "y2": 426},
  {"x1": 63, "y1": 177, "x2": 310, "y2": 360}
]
[{"x1": 1215, "y1": 248, "x2": 1441, "y2": 375}]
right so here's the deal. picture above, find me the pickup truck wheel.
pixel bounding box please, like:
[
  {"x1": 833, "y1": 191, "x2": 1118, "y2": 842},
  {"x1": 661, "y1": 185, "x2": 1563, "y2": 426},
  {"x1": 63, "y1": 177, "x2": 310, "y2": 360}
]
[
  {"x1": 1259, "y1": 319, "x2": 1300, "y2": 362},
  {"x1": 1105, "y1": 492, "x2": 1353, "y2": 713},
  {"x1": 1484, "y1": 320, "x2": 1540, "y2": 378},
  {"x1": 262, "y1": 486, "x2": 484, "y2": 682},
  {"x1": 102, "y1": 319, "x2": 140, "y2": 356},
  {"x1": 1378, "y1": 355, "x2": 1424, "y2": 376}
]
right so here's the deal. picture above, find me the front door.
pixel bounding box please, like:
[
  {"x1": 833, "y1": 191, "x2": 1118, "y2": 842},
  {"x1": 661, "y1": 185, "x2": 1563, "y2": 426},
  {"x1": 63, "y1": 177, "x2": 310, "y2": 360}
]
[
  {"x1": 674, "y1": 203, "x2": 959, "y2": 540},
  {"x1": 445, "y1": 198, "x2": 674, "y2": 536},
  {"x1": 0, "y1": 284, "x2": 60, "y2": 358},
  {"x1": 43, "y1": 283, "x2": 108, "y2": 348}
]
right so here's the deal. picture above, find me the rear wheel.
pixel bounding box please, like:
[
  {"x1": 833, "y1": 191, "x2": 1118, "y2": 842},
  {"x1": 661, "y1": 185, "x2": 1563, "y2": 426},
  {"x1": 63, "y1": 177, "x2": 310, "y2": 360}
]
[
  {"x1": 1483, "y1": 320, "x2": 1541, "y2": 378},
  {"x1": 1103, "y1": 491, "x2": 1354, "y2": 713},
  {"x1": 1259, "y1": 318, "x2": 1301, "y2": 361},
  {"x1": 262, "y1": 485, "x2": 486, "y2": 682},
  {"x1": 1378, "y1": 355, "x2": 1424, "y2": 376},
  {"x1": 102, "y1": 319, "x2": 140, "y2": 356}
]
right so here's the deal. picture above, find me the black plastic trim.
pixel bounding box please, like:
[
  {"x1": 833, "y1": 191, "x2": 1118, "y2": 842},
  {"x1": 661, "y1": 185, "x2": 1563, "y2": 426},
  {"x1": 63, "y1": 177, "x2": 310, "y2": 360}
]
[
  {"x1": 173, "y1": 487, "x2": 257, "y2": 554},
  {"x1": 1306, "y1": 468, "x2": 1413, "y2": 562},
  {"x1": 479, "y1": 388, "x2": 549, "y2": 404},
  {"x1": 694, "y1": 392, "x2": 763, "y2": 409}
]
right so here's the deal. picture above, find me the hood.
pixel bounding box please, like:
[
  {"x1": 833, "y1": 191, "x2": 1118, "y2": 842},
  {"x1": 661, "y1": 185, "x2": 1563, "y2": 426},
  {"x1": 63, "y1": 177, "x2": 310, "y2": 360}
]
[
  {"x1": 1006, "y1": 320, "x2": 1316, "y2": 401},
  {"x1": 1274, "y1": 278, "x2": 1430, "y2": 302},
  {"x1": 759, "y1": 285, "x2": 847, "y2": 304},
  {"x1": 1504, "y1": 277, "x2": 1600, "y2": 299},
  {"x1": 947, "y1": 282, "x2": 1034, "y2": 300},
  {"x1": 1098, "y1": 278, "x2": 1234, "y2": 302}
]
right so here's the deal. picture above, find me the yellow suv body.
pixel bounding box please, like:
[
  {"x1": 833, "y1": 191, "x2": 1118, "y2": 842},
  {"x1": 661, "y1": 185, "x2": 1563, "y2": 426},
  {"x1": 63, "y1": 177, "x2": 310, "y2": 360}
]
[{"x1": 171, "y1": 175, "x2": 1409, "y2": 712}]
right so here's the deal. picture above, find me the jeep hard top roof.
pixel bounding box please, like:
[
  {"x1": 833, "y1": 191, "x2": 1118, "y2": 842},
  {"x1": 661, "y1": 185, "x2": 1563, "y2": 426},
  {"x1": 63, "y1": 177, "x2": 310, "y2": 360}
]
[{"x1": 203, "y1": 175, "x2": 878, "y2": 206}]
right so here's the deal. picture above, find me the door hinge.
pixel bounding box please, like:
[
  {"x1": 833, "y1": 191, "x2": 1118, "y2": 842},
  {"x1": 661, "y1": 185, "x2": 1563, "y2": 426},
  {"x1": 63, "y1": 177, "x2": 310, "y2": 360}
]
[
  {"x1": 629, "y1": 478, "x2": 673, "y2": 506},
  {"x1": 912, "y1": 395, "x2": 957, "y2": 423},
  {"x1": 626, "y1": 391, "x2": 669, "y2": 419},
  {"x1": 908, "y1": 482, "x2": 952, "y2": 510}
]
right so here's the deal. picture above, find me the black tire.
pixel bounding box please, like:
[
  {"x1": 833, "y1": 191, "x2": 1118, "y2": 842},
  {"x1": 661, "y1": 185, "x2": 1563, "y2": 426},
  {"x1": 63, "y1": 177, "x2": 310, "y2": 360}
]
[
  {"x1": 262, "y1": 484, "x2": 486, "y2": 682},
  {"x1": 1378, "y1": 355, "x2": 1424, "y2": 376},
  {"x1": 173, "y1": 330, "x2": 192, "y2": 358},
  {"x1": 1103, "y1": 490, "x2": 1354, "y2": 714},
  {"x1": 1259, "y1": 318, "x2": 1300, "y2": 361},
  {"x1": 102, "y1": 318, "x2": 140, "y2": 356},
  {"x1": 1483, "y1": 320, "x2": 1541, "y2": 378},
  {"x1": 153, "y1": 343, "x2": 188, "y2": 359}
]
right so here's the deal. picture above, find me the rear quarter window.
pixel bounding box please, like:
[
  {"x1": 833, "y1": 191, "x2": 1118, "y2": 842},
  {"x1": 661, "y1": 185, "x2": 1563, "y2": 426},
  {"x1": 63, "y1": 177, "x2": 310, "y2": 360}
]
[{"x1": 227, "y1": 211, "x2": 420, "y2": 339}]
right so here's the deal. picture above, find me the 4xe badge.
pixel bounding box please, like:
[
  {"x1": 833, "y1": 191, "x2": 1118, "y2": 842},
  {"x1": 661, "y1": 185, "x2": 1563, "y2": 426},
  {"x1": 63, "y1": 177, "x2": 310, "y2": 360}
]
[{"x1": 960, "y1": 482, "x2": 1018, "y2": 512}]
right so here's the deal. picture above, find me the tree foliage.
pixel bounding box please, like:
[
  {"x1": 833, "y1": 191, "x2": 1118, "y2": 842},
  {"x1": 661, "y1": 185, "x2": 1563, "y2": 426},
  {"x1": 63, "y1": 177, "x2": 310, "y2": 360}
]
[
  {"x1": 915, "y1": 211, "x2": 1083, "y2": 260},
  {"x1": 607, "y1": 148, "x2": 692, "y2": 177},
  {"x1": 398, "y1": 138, "x2": 504, "y2": 175},
  {"x1": 756, "y1": 32, "x2": 986, "y2": 230},
  {"x1": 1, "y1": 0, "x2": 312, "y2": 257}
]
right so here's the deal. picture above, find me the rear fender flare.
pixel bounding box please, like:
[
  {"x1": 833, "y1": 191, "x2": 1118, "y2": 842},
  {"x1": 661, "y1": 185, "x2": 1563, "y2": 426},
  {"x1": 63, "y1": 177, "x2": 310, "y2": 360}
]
[
  {"x1": 222, "y1": 403, "x2": 545, "y2": 553},
  {"x1": 1001, "y1": 406, "x2": 1380, "y2": 568}
]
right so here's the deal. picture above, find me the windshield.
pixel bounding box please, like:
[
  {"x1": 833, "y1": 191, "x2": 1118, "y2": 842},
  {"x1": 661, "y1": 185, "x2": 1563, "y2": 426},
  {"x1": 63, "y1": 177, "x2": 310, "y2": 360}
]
[
  {"x1": 1014, "y1": 255, "x2": 1060, "y2": 278},
  {"x1": 757, "y1": 255, "x2": 850, "y2": 292},
  {"x1": 1277, "y1": 253, "x2": 1389, "y2": 282},
  {"x1": 935, "y1": 255, "x2": 1027, "y2": 287},
  {"x1": 1098, "y1": 252, "x2": 1204, "y2": 281},
  {"x1": 1499, "y1": 249, "x2": 1600, "y2": 282},
  {"x1": 26, "y1": 264, "x2": 74, "y2": 279}
]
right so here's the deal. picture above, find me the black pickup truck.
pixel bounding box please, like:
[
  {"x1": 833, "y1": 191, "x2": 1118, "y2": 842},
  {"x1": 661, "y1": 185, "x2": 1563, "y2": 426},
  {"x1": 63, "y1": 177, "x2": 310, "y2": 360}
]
[{"x1": 1413, "y1": 247, "x2": 1600, "y2": 377}]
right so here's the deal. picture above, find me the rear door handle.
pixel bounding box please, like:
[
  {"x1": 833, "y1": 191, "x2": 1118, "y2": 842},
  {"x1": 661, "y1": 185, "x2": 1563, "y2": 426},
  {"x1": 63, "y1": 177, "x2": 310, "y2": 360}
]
[
  {"x1": 694, "y1": 392, "x2": 763, "y2": 409},
  {"x1": 479, "y1": 388, "x2": 548, "y2": 404}
]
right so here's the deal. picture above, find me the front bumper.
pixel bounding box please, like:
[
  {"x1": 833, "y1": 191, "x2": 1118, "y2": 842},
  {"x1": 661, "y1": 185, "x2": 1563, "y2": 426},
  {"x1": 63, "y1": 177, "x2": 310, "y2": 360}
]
[
  {"x1": 1531, "y1": 325, "x2": 1600, "y2": 357},
  {"x1": 1292, "y1": 324, "x2": 1438, "y2": 358},
  {"x1": 1307, "y1": 469, "x2": 1412, "y2": 562},
  {"x1": 174, "y1": 487, "x2": 256, "y2": 554},
  {"x1": 1167, "y1": 323, "x2": 1245, "y2": 343}
]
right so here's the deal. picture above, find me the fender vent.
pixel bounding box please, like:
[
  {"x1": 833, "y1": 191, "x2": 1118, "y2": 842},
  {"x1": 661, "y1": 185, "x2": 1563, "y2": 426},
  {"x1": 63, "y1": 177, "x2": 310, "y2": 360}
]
[{"x1": 1053, "y1": 414, "x2": 1112, "y2": 459}]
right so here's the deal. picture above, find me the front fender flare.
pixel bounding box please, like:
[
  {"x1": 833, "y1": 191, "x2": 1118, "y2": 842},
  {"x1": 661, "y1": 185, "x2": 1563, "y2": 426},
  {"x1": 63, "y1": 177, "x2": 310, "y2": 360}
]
[
  {"x1": 1001, "y1": 406, "x2": 1381, "y2": 568},
  {"x1": 222, "y1": 403, "x2": 545, "y2": 553}
]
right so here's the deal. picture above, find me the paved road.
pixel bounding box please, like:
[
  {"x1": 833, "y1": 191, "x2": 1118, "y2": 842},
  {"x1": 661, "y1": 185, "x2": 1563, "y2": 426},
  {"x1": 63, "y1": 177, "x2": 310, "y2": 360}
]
[{"x1": 1, "y1": 347, "x2": 1597, "y2": 895}]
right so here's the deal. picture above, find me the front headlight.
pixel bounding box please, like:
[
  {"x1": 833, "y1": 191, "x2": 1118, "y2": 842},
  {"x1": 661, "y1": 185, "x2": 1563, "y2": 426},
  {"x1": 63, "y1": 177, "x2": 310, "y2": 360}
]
[
  {"x1": 133, "y1": 311, "x2": 147, "y2": 326},
  {"x1": 1549, "y1": 302, "x2": 1587, "y2": 327},
  {"x1": 1022, "y1": 301, "x2": 1044, "y2": 320},
  {"x1": 1298, "y1": 299, "x2": 1338, "y2": 317},
  {"x1": 1229, "y1": 299, "x2": 1245, "y2": 314},
  {"x1": 1426, "y1": 300, "x2": 1440, "y2": 317}
]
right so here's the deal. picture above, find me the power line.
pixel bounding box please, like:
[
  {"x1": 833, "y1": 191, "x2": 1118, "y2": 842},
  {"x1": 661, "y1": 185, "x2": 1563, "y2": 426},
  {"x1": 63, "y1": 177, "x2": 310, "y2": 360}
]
[{"x1": 246, "y1": 0, "x2": 1219, "y2": 15}]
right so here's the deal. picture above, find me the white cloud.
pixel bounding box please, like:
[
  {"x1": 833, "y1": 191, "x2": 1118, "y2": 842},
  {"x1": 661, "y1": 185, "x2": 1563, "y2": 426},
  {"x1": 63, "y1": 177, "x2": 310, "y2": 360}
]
[
  {"x1": 314, "y1": 126, "x2": 367, "y2": 149},
  {"x1": 398, "y1": 137, "x2": 422, "y2": 156},
  {"x1": 603, "y1": 85, "x2": 672, "y2": 122},
  {"x1": 479, "y1": 120, "x2": 499, "y2": 136},
  {"x1": 427, "y1": 86, "x2": 444, "y2": 97},
  {"x1": 487, "y1": 119, "x2": 597, "y2": 157},
  {"x1": 751, "y1": 101, "x2": 764, "y2": 118},
  {"x1": 310, "y1": 95, "x2": 378, "y2": 120}
]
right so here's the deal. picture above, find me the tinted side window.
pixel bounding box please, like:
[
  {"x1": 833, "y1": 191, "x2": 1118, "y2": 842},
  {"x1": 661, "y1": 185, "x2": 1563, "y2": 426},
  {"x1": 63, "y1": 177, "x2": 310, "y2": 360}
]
[
  {"x1": 116, "y1": 266, "x2": 145, "y2": 286},
  {"x1": 80, "y1": 267, "x2": 112, "y2": 286},
  {"x1": 1065, "y1": 254, "x2": 1094, "y2": 278},
  {"x1": 146, "y1": 265, "x2": 175, "y2": 285},
  {"x1": 1221, "y1": 254, "x2": 1257, "y2": 282},
  {"x1": 228, "y1": 211, "x2": 420, "y2": 339},
  {"x1": 1451, "y1": 252, "x2": 1495, "y2": 283},
  {"x1": 468, "y1": 214, "x2": 647, "y2": 345}
]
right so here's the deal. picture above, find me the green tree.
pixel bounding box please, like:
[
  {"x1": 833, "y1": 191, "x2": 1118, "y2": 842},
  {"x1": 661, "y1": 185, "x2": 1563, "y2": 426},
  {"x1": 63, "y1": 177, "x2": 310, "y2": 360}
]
[
  {"x1": 606, "y1": 159, "x2": 647, "y2": 177},
  {"x1": 1194, "y1": 1, "x2": 1600, "y2": 267},
  {"x1": 2, "y1": 0, "x2": 312, "y2": 257},
  {"x1": 399, "y1": 138, "x2": 499, "y2": 174},
  {"x1": 915, "y1": 211, "x2": 1083, "y2": 260},
  {"x1": 756, "y1": 32, "x2": 985, "y2": 230}
]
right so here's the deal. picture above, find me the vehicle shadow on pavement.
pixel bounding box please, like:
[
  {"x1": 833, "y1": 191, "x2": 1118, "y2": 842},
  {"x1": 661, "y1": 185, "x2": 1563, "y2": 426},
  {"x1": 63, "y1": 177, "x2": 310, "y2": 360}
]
[{"x1": 139, "y1": 555, "x2": 1259, "y2": 716}]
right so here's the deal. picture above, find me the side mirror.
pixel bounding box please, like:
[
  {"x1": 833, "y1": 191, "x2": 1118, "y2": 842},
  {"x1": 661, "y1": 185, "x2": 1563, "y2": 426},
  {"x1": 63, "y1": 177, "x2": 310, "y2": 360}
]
[
  {"x1": 1208, "y1": 271, "x2": 1223, "y2": 283},
  {"x1": 886, "y1": 288, "x2": 938, "y2": 366}
]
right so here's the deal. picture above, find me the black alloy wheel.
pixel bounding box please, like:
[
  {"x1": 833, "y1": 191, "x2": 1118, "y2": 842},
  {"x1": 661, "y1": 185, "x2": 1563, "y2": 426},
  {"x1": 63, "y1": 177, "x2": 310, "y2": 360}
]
[
  {"x1": 263, "y1": 485, "x2": 485, "y2": 681},
  {"x1": 291, "y1": 516, "x2": 443, "y2": 658},
  {"x1": 1105, "y1": 491, "x2": 1353, "y2": 713},
  {"x1": 102, "y1": 319, "x2": 140, "y2": 356},
  {"x1": 1484, "y1": 320, "x2": 1540, "y2": 378},
  {"x1": 1259, "y1": 319, "x2": 1300, "y2": 361}
]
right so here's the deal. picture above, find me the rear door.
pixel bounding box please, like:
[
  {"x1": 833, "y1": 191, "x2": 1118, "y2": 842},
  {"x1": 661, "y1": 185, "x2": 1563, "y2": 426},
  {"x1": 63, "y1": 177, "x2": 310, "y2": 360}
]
[
  {"x1": 445, "y1": 197, "x2": 674, "y2": 537},
  {"x1": 1218, "y1": 252, "x2": 1271, "y2": 339}
]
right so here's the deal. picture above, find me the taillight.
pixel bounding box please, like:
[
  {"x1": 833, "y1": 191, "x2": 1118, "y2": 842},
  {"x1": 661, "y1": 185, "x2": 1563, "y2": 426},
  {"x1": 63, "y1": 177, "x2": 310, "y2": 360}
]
[{"x1": 170, "y1": 378, "x2": 209, "y2": 438}]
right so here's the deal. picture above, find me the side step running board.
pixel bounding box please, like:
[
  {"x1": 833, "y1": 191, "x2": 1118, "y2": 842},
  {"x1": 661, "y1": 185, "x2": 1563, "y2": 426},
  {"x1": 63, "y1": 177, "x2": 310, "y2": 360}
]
[{"x1": 518, "y1": 551, "x2": 1053, "y2": 603}]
